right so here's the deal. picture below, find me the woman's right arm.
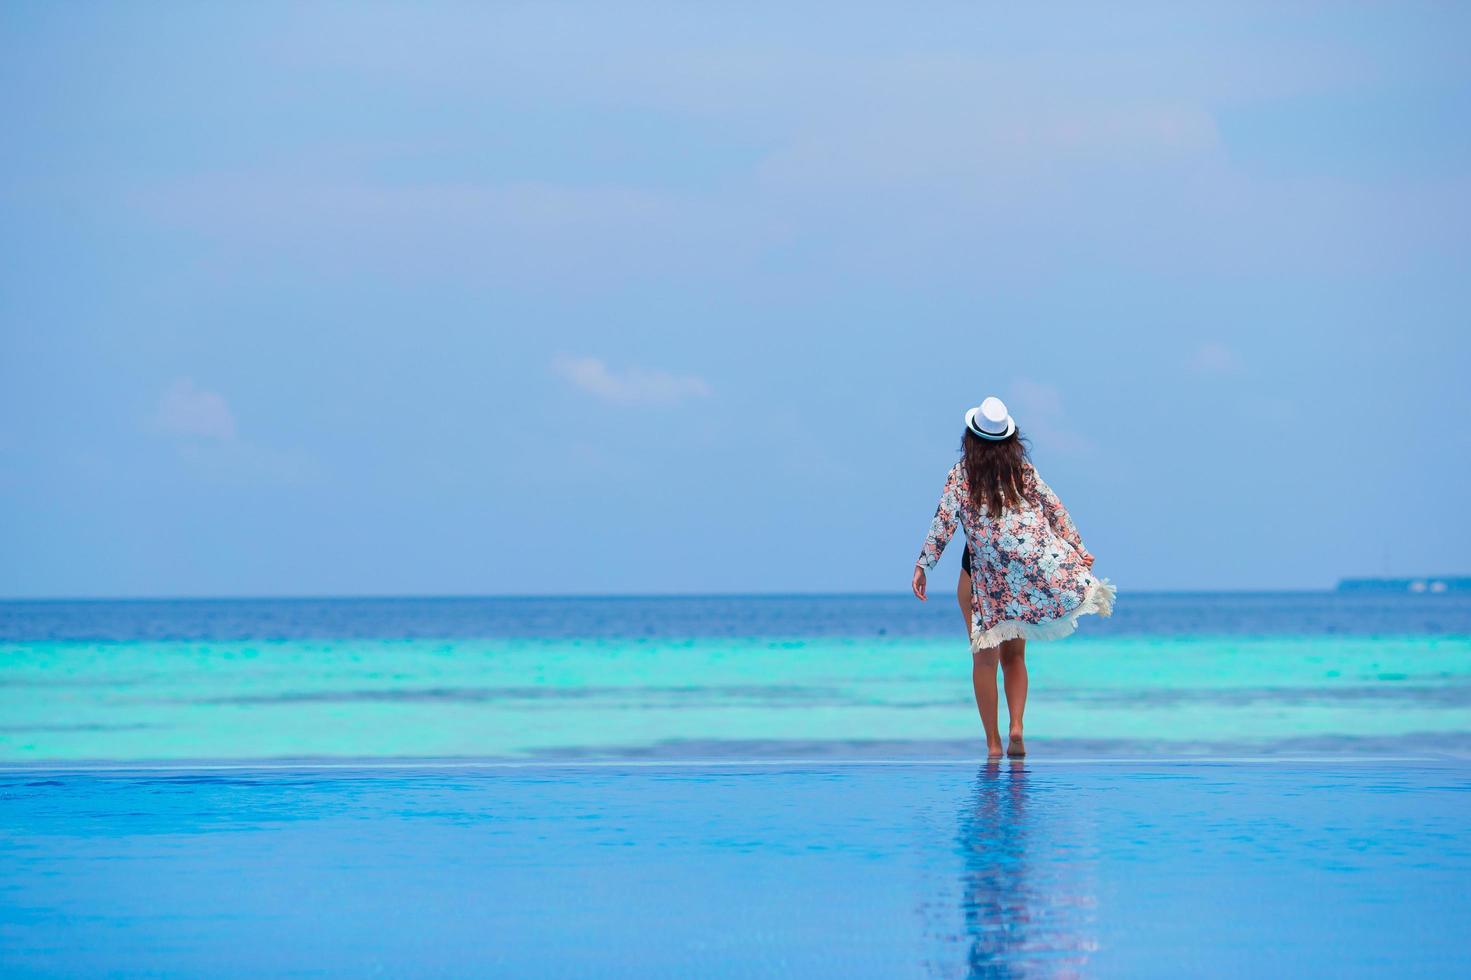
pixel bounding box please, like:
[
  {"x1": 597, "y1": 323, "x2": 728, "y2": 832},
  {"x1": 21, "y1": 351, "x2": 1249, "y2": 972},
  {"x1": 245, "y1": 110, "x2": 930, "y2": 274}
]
[{"x1": 1027, "y1": 464, "x2": 1094, "y2": 567}]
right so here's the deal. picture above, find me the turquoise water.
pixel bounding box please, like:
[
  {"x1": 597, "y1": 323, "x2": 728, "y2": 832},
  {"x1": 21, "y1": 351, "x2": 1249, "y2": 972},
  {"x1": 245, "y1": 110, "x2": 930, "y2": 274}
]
[
  {"x1": 2, "y1": 593, "x2": 1469, "y2": 762},
  {"x1": 3, "y1": 593, "x2": 1470, "y2": 975}
]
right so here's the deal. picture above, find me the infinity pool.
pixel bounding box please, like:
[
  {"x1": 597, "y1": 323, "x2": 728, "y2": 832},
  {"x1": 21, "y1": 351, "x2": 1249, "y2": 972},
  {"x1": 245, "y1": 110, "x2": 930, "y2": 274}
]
[{"x1": 2, "y1": 759, "x2": 1467, "y2": 977}]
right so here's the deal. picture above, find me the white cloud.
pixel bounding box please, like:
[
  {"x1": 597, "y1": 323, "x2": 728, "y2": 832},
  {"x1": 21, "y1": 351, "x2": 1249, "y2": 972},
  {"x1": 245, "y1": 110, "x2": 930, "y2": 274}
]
[
  {"x1": 153, "y1": 378, "x2": 237, "y2": 440},
  {"x1": 147, "y1": 379, "x2": 324, "y2": 484},
  {"x1": 551, "y1": 355, "x2": 712, "y2": 406},
  {"x1": 1187, "y1": 341, "x2": 1244, "y2": 375}
]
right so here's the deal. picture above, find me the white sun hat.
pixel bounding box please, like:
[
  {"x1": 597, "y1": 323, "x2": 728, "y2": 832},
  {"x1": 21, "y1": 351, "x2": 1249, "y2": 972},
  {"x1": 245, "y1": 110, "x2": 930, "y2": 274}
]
[{"x1": 964, "y1": 396, "x2": 1016, "y2": 440}]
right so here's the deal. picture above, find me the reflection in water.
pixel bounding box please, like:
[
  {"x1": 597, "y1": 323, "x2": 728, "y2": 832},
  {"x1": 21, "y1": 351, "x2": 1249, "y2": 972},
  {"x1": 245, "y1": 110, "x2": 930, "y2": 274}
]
[{"x1": 950, "y1": 762, "x2": 1098, "y2": 978}]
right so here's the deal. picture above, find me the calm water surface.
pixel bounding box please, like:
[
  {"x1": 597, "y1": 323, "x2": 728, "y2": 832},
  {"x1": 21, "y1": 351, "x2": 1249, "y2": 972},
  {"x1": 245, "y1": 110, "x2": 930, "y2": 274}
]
[
  {"x1": 2, "y1": 761, "x2": 1467, "y2": 977},
  {"x1": 1, "y1": 593, "x2": 1468, "y2": 761},
  {"x1": 2, "y1": 594, "x2": 1469, "y2": 976}
]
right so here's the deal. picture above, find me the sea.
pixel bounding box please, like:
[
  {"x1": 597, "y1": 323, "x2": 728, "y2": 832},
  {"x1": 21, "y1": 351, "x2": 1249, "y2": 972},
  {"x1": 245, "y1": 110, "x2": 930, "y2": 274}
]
[
  {"x1": 2, "y1": 591, "x2": 1469, "y2": 762},
  {"x1": 2, "y1": 592, "x2": 1469, "y2": 976}
]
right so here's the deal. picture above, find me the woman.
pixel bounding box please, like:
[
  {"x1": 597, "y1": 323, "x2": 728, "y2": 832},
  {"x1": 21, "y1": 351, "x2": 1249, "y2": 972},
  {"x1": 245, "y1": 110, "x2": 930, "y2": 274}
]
[{"x1": 911, "y1": 396, "x2": 1114, "y2": 759}]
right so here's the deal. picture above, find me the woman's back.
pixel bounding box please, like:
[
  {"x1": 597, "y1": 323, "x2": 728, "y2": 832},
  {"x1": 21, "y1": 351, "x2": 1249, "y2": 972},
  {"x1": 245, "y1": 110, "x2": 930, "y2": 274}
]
[
  {"x1": 914, "y1": 398, "x2": 1112, "y2": 651},
  {"x1": 930, "y1": 459, "x2": 1093, "y2": 568}
]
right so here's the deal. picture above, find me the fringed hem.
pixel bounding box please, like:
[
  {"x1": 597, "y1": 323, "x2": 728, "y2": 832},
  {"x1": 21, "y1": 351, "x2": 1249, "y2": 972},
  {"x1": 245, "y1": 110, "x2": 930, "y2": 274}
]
[{"x1": 969, "y1": 577, "x2": 1116, "y2": 653}]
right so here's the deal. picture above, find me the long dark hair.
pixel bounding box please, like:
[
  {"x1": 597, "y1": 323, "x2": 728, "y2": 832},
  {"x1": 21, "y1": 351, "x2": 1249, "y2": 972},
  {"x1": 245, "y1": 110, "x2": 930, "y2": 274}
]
[{"x1": 962, "y1": 427, "x2": 1030, "y2": 515}]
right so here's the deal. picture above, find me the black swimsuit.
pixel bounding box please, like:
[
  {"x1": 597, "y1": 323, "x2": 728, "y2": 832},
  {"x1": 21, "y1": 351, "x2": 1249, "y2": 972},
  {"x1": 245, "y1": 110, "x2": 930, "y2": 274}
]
[{"x1": 961, "y1": 545, "x2": 973, "y2": 575}]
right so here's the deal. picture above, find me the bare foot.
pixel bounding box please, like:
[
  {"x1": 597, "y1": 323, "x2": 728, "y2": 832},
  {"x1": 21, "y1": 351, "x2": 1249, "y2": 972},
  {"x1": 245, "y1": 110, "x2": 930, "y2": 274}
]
[
  {"x1": 1007, "y1": 733, "x2": 1026, "y2": 758},
  {"x1": 986, "y1": 740, "x2": 1005, "y2": 760}
]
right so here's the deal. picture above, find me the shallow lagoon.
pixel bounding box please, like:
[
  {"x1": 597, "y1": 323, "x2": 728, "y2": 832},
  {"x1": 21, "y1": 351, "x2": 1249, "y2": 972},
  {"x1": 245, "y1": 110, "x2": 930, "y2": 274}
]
[{"x1": 2, "y1": 593, "x2": 1469, "y2": 762}]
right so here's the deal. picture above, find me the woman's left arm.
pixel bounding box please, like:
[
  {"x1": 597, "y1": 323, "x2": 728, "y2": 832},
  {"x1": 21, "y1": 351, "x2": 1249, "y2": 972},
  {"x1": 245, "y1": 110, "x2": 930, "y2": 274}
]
[{"x1": 916, "y1": 464, "x2": 963, "y2": 575}]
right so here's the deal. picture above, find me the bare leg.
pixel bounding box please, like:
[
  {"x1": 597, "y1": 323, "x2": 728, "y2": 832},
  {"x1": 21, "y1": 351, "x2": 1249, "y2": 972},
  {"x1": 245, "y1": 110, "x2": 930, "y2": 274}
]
[
  {"x1": 972, "y1": 646, "x2": 1004, "y2": 758},
  {"x1": 1000, "y1": 639, "x2": 1028, "y2": 757},
  {"x1": 956, "y1": 569, "x2": 973, "y2": 632},
  {"x1": 960, "y1": 570, "x2": 1005, "y2": 757},
  {"x1": 959, "y1": 571, "x2": 1002, "y2": 757}
]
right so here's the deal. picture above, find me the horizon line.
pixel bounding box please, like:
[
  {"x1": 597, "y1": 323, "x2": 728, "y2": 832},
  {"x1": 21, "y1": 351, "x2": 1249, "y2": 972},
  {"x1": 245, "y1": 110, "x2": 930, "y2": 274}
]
[{"x1": 1, "y1": 585, "x2": 1456, "y2": 604}]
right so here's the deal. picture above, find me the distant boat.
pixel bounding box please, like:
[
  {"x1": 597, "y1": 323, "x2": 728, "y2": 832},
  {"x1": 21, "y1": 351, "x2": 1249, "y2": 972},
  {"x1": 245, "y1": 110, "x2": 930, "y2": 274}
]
[{"x1": 1337, "y1": 576, "x2": 1471, "y2": 594}]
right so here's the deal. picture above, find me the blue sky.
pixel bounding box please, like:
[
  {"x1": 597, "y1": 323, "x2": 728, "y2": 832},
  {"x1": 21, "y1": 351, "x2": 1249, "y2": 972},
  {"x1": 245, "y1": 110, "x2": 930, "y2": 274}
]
[{"x1": 2, "y1": 2, "x2": 1468, "y2": 597}]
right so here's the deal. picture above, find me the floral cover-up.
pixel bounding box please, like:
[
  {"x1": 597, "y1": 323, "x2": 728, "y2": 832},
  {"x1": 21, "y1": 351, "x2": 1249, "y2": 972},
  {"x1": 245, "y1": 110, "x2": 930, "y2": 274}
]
[{"x1": 917, "y1": 461, "x2": 1115, "y2": 652}]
